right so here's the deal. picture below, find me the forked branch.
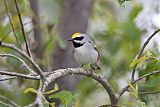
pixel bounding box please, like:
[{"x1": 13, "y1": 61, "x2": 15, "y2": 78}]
[
  {"x1": 119, "y1": 70, "x2": 160, "y2": 97},
  {"x1": 0, "y1": 42, "x2": 45, "y2": 81},
  {"x1": 131, "y1": 29, "x2": 160, "y2": 81}
]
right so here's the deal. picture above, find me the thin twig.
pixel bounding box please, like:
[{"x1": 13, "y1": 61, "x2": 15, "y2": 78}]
[
  {"x1": 119, "y1": 70, "x2": 160, "y2": 97},
  {"x1": 0, "y1": 54, "x2": 36, "y2": 74},
  {"x1": 0, "y1": 100, "x2": 13, "y2": 107},
  {"x1": 131, "y1": 29, "x2": 160, "y2": 81},
  {"x1": 0, "y1": 76, "x2": 17, "y2": 81},
  {"x1": 138, "y1": 90, "x2": 160, "y2": 95},
  {"x1": 0, "y1": 95, "x2": 20, "y2": 107},
  {"x1": 98, "y1": 104, "x2": 119, "y2": 107},
  {"x1": 0, "y1": 70, "x2": 40, "y2": 80},
  {"x1": 13, "y1": 0, "x2": 32, "y2": 58},
  {"x1": 3, "y1": 0, "x2": 21, "y2": 47}
]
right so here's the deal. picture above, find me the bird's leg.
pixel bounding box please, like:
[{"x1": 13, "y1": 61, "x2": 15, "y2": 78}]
[
  {"x1": 90, "y1": 64, "x2": 95, "y2": 75},
  {"x1": 96, "y1": 64, "x2": 100, "y2": 70},
  {"x1": 90, "y1": 64, "x2": 96, "y2": 71},
  {"x1": 91, "y1": 63, "x2": 100, "y2": 70}
]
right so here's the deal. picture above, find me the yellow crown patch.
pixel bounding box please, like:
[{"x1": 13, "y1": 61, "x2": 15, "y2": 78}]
[{"x1": 72, "y1": 32, "x2": 80, "y2": 39}]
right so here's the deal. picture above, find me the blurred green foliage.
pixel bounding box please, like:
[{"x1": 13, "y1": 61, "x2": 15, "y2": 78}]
[{"x1": 0, "y1": 0, "x2": 159, "y2": 107}]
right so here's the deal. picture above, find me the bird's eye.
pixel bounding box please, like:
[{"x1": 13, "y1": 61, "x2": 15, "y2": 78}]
[{"x1": 74, "y1": 36, "x2": 84, "y2": 40}]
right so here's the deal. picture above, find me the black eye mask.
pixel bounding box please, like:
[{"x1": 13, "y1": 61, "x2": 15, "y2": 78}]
[
  {"x1": 72, "y1": 41, "x2": 85, "y2": 48},
  {"x1": 74, "y1": 36, "x2": 84, "y2": 41}
]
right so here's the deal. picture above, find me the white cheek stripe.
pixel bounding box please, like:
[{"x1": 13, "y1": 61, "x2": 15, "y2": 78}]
[{"x1": 74, "y1": 40, "x2": 81, "y2": 43}]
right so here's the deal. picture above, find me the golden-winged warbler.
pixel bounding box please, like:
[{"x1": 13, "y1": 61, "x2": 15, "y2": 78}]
[{"x1": 68, "y1": 33, "x2": 100, "y2": 70}]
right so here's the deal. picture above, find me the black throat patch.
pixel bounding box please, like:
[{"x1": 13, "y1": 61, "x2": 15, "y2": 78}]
[{"x1": 72, "y1": 41, "x2": 84, "y2": 48}]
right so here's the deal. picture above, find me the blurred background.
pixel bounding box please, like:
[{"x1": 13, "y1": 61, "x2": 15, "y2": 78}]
[{"x1": 0, "y1": 0, "x2": 160, "y2": 106}]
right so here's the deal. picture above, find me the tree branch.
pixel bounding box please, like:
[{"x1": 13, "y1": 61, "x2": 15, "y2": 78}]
[
  {"x1": 0, "y1": 42, "x2": 45, "y2": 81},
  {"x1": 13, "y1": 0, "x2": 32, "y2": 58},
  {"x1": 0, "y1": 76, "x2": 17, "y2": 81},
  {"x1": 43, "y1": 68, "x2": 118, "y2": 105},
  {"x1": 25, "y1": 68, "x2": 118, "y2": 106},
  {"x1": 119, "y1": 70, "x2": 160, "y2": 97},
  {"x1": 131, "y1": 29, "x2": 160, "y2": 81},
  {"x1": 0, "y1": 70, "x2": 40, "y2": 80},
  {"x1": 0, "y1": 66, "x2": 159, "y2": 105},
  {"x1": 138, "y1": 90, "x2": 160, "y2": 95},
  {"x1": 0, "y1": 100, "x2": 13, "y2": 107},
  {"x1": 98, "y1": 104, "x2": 119, "y2": 107},
  {"x1": 0, "y1": 95, "x2": 20, "y2": 107},
  {"x1": 1, "y1": 67, "x2": 158, "y2": 106}
]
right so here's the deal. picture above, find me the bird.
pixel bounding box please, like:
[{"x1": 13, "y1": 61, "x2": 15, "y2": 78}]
[{"x1": 68, "y1": 32, "x2": 100, "y2": 70}]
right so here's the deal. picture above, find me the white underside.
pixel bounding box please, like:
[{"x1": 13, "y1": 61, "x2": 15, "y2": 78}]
[{"x1": 73, "y1": 43, "x2": 98, "y2": 65}]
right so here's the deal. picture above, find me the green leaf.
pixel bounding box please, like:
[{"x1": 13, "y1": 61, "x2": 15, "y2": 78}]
[
  {"x1": 140, "y1": 57, "x2": 160, "y2": 76},
  {"x1": 24, "y1": 88, "x2": 37, "y2": 94},
  {"x1": 135, "y1": 83, "x2": 138, "y2": 97},
  {"x1": 43, "y1": 83, "x2": 59, "y2": 95},
  {"x1": 129, "y1": 92, "x2": 137, "y2": 98},
  {"x1": 146, "y1": 51, "x2": 153, "y2": 57},
  {"x1": 49, "y1": 90, "x2": 73, "y2": 106},
  {"x1": 49, "y1": 102, "x2": 55, "y2": 107},
  {"x1": 130, "y1": 55, "x2": 148, "y2": 69},
  {"x1": 54, "y1": 83, "x2": 59, "y2": 91},
  {"x1": 128, "y1": 83, "x2": 138, "y2": 98}
]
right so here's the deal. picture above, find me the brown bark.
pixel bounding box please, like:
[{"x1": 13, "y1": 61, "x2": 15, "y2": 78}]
[{"x1": 29, "y1": 0, "x2": 43, "y2": 58}]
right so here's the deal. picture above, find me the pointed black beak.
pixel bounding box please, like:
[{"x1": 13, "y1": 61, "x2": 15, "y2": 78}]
[{"x1": 68, "y1": 38, "x2": 73, "y2": 41}]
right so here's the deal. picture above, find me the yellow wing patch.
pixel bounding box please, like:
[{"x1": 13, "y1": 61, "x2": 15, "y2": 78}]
[{"x1": 72, "y1": 32, "x2": 80, "y2": 39}]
